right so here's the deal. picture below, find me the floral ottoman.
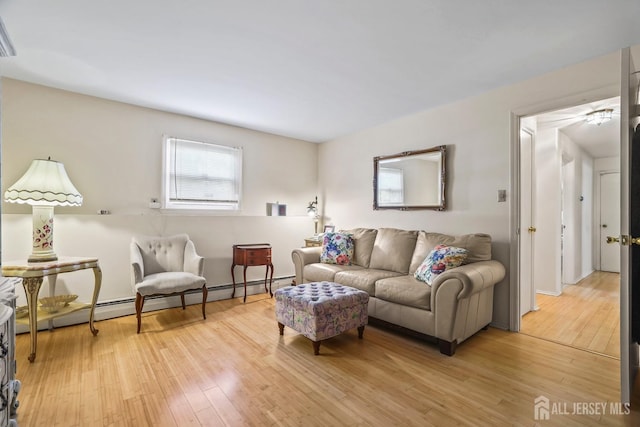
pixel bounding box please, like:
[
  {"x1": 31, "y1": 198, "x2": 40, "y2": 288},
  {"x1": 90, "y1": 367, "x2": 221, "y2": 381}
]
[{"x1": 275, "y1": 281, "x2": 369, "y2": 355}]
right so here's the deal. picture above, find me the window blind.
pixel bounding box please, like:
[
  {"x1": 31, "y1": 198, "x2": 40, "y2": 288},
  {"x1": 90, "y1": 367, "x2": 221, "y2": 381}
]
[{"x1": 165, "y1": 137, "x2": 242, "y2": 210}]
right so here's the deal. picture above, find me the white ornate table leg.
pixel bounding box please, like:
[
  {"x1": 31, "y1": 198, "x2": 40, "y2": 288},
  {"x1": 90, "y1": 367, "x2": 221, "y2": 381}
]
[
  {"x1": 22, "y1": 277, "x2": 43, "y2": 363},
  {"x1": 89, "y1": 266, "x2": 102, "y2": 336}
]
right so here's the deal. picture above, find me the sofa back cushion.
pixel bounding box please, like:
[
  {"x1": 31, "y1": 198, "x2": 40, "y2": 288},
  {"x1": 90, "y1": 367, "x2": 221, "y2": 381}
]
[
  {"x1": 340, "y1": 228, "x2": 378, "y2": 267},
  {"x1": 409, "y1": 232, "x2": 492, "y2": 274},
  {"x1": 369, "y1": 228, "x2": 418, "y2": 274}
]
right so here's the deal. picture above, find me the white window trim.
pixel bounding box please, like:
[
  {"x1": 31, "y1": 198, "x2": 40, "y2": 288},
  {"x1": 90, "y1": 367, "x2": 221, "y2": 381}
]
[{"x1": 162, "y1": 136, "x2": 243, "y2": 211}]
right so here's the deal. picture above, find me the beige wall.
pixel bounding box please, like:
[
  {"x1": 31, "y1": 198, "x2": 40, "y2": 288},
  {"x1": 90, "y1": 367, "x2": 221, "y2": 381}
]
[
  {"x1": 318, "y1": 50, "x2": 624, "y2": 329},
  {"x1": 1, "y1": 79, "x2": 318, "y2": 316}
]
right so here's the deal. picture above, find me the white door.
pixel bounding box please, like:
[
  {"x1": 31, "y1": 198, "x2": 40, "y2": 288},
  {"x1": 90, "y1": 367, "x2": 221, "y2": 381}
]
[
  {"x1": 619, "y1": 46, "x2": 639, "y2": 406},
  {"x1": 600, "y1": 172, "x2": 620, "y2": 272},
  {"x1": 519, "y1": 128, "x2": 537, "y2": 316}
]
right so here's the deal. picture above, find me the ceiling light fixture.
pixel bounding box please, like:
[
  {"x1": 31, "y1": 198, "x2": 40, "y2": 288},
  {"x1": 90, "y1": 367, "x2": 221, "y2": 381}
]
[{"x1": 585, "y1": 108, "x2": 613, "y2": 126}]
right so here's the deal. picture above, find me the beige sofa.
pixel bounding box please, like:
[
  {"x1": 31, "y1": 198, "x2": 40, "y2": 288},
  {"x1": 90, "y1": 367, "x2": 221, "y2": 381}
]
[{"x1": 291, "y1": 228, "x2": 505, "y2": 355}]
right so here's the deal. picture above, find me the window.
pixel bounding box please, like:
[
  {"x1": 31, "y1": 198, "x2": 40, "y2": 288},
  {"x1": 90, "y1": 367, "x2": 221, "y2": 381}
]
[
  {"x1": 377, "y1": 167, "x2": 404, "y2": 205},
  {"x1": 163, "y1": 136, "x2": 242, "y2": 210}
]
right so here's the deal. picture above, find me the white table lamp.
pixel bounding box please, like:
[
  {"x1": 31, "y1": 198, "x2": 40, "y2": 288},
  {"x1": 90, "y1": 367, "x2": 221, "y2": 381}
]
[{"x1": 4, "y1": 158, "x2": 83, "y2": 262}]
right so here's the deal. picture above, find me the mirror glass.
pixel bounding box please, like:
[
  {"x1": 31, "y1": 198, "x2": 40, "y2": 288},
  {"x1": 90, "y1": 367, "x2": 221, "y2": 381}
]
[{"x1": 373, "y1": 145, "x2": 446, "y2": 210}]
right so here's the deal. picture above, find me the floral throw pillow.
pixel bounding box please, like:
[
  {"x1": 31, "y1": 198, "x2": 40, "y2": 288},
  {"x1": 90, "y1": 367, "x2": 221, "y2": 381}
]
[
  {"x1": 321, "y1": 232, "x2": 354, "y2": 265},
  {"x1": 414, "y1": 244, "x2": 468, "y2": 285}
]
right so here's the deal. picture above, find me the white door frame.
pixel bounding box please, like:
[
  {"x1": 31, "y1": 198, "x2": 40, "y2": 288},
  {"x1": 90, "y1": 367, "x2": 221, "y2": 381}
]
[{"x1": 619, "y1": 46, "x2": 639, "y2": 407}]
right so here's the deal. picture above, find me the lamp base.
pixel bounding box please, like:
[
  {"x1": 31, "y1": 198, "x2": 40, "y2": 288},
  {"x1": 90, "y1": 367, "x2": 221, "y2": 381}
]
[
  {"x1": 27, "y1": 252, "x2": 58, "y2": 263},
  {"x1": 30, "y1": 205, "x2": 57, "y2": 263}
]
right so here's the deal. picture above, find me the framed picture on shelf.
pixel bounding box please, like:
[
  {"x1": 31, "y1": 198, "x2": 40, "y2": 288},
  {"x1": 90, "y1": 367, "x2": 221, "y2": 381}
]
[{"x1": 323, "y1": 225, "x2": 335, "y2": 233}]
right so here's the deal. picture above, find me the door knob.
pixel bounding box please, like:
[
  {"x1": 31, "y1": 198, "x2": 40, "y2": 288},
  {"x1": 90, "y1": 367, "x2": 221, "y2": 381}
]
[
  {"x1": 528, "y1": 226, "x2": 537, "y2": 233},
  {"x1": 607, "y1": 235, "x2": 640, "y2": 245},
  {"x1": 602, "y1": 224, "x2": 608, "y2": 228}
]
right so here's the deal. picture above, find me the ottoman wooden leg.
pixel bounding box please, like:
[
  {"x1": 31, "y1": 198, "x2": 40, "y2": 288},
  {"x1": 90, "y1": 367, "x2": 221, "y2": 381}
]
[
  {"x1": 357, "y1": 325, "x2": 365, "y2": 339},
  {"x1": 312, "y1": 340, "x2": 320, "y2": 355},
  {"x1": 278, "y1": 322, "x2": 284, "y2": 336}
]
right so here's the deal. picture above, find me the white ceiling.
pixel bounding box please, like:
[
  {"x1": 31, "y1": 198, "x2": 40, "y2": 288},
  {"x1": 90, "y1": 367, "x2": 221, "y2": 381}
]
[
  {"x1": 0, "y1": 1, "x2": 639, "y2": 143},
  {"x1": 535, "y1": 96, "x2": 621, "y2": 159}
]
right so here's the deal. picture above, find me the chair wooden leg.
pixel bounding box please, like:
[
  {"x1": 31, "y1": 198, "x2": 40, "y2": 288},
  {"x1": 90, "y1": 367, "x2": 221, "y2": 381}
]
[
  {"x1": 202, "y1": 285, "x2": 208, "y2": 320},
  {"x1": 180, "y1": 293, "x2": 186, "y2": 310},
  {"x1": 135, "y1": 293, "x2": 145, "y2": 334}
]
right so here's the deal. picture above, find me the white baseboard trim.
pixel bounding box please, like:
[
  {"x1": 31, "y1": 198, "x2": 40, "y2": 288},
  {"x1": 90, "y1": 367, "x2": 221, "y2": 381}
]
[
  {"x1": 17, "y1": 276, "x2": 294, "y2": 334},
  {"x1": 536, "y1": 290, "x2": 561, "y2": 297}
]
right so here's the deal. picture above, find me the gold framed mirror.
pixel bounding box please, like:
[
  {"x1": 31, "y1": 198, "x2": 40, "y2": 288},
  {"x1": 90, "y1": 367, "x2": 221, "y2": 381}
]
[{"x1": 373, "y1": 145, "x2": 446, "y2": 211}]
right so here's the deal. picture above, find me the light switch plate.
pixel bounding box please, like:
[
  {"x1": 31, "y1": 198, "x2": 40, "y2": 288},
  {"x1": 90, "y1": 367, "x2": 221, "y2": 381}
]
[{"x1": 498, "y1": 190, "x2": 507, "y2": 202}]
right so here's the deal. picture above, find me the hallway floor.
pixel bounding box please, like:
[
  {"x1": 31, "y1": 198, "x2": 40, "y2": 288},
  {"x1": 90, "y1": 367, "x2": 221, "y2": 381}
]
[{"x1": 520, "y1": 270, "x2": 620, "y2": 358}]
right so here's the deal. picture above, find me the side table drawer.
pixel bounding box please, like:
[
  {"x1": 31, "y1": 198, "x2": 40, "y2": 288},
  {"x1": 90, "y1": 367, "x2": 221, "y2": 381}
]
[{"x1": 246, "y1": 254, "x2": 271, "y2": 265}]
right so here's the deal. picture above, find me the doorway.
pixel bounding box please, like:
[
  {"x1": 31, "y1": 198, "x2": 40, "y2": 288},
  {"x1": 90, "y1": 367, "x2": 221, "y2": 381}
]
[{"x1": 518, "y1": 96, "x2": 621, "y2": 358}]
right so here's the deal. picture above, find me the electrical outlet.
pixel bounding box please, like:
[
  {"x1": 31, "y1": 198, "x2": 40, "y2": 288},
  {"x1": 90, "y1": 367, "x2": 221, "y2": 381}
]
[{"x1": 149, "y1": 198, "x2": 161, "y2": 209}]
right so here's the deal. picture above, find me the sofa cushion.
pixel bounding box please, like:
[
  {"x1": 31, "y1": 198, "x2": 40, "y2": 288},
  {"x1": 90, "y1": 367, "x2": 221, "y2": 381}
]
[
  {"x1": 340, "y1": 228, "x2": 378, "y2": 267},
  {"x1": 304, "y1": 263, "x2": 364, "y2": 283},
  {"x1": 375, "y1": 275, "x2": 431, "y2": 311},
  {"x1": 409, "y1": 232, "x2": 492, "y2": 273},
  {"x1": 334, "y1": 269, "x2": 404, "y2": 295},
  {"x1": 414, "y1": 245, "x2": 468, "y2": 285},
  {"x1": 320, "y1": 232, "x2": 354, "y2": 265},
  {"x1": 369, "y1": 228, "x2": 418, "y2": 274}
]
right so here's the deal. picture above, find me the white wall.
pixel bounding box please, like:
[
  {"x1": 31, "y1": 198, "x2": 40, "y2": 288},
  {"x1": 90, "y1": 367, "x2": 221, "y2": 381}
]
[
  {"x1": 581, "y1": 153, "x2": 594, "y2": 279},
  {"x1": 318, "y1": 49, "x2": 625, "y2": 329},
  {"x1": 2, "y1": 79, "x2": 318, "y2": 312},
  {"x1": 558, "y1": 130, "x2": 594, "y2": 284}
]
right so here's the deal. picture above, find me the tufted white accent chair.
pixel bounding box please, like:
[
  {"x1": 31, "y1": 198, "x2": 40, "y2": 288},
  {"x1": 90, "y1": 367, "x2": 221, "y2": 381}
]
[{"x1": 130, "y1": 234, "x2": 207, "y2": 333}]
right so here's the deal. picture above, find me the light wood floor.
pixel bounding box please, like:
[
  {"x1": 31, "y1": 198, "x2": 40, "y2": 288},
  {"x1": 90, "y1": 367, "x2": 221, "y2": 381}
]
[
  {"x1": 521, "y1": 270, "x2": 620, "y2": 358},
  {"x1": 14, "y1": 293, "x2": 639, "y2": 426}
]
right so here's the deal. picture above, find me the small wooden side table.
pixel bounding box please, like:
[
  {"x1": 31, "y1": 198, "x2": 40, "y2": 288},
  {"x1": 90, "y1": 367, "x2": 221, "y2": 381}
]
[
  {"x1": 304, "y1": 237, "x2": 322, "y2": 247},
  {"x1": 1, "y1": 257, "x2": 102, "y2": 363},
  {"x1": 231, "y1": 244, "x2": 273, "y2": 303}
]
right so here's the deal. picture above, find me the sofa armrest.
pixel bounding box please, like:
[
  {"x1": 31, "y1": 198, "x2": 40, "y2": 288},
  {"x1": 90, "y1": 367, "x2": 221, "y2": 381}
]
[
  {"x1": 291, "y1": 247, "x2": 322, "y2": 284},
  {"x1": 430, "y1": 260, "x2": 505, "y2": 345},
  {"x1": 430, "y1": 260, "x2": 505, "y2": 301}
]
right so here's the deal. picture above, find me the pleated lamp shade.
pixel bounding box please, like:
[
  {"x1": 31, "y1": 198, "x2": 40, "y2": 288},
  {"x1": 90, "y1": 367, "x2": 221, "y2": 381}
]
[{"x1": 5, "y1": 159, "x2": 82, "y2": 206}]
